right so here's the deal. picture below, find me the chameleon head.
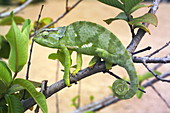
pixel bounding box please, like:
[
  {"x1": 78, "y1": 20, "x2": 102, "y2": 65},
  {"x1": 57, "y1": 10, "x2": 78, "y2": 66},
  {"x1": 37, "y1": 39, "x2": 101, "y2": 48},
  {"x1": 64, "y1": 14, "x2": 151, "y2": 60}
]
[{"x1": 33, "y1": 26, "x2": 66, "y2": 48}]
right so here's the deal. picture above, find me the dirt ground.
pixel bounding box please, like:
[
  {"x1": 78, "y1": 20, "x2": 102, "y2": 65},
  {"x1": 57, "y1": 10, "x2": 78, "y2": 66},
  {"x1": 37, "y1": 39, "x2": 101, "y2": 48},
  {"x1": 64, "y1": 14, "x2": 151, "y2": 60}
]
[{"x1": 0, "y1": 0, "x2": 170, "y2": 113}]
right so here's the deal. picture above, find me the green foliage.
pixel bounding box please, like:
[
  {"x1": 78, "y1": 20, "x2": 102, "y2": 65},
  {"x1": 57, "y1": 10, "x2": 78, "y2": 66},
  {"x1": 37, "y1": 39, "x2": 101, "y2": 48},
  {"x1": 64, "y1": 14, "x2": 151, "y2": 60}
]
[
  {"x1": 136, "y1": 71, "x2": 161, "y2": 98},
  {"x1": 98, "y1": 0, "x2": 143, "y2": 14},
  {"x1": 12, "y1": 78, "x2": 48, "y2": 113},
  {"x1": 98, "y1": 0, "x2": 158, "y2": 34},
  {"x1": 89, "y1": 95, "x2": 94, "y2": 103},
  {"x1": 34, "y1": 17, "x2": 54, "y2": 29},
  {"x1": 70, "y1": 95, "x2": 79, "y2": 109},
  {"x1": 0, "y1": 16, "x2": 25, "y2": 25},
  {"x1": 98, "y1": 0, "x2": 125, "y2": 11},
  {"x1": 0, "y1": 61, "x2": 12, "y2": 85},
  {"x1": 5, "y1": 13, "x2": 30, "y2": 73},
  {"x1": 136, "y1": 86, "x2": 145, "y2": 99},
  {"x1": 0, "y1": 35, "x2": 10, "y2": 59},
  {"x1": 128, "y1": 13, "x2": 158, "y2": 27},
  {"x1": 129, "y1": 4, "x2": 151, "y2": 14},
  {"x1": 132, "y1": 23, "x2": 151, "y2": 34},
  {"x1": 0, "y1": 12, "x2": 48, "y2": 113},
  {"x1": 4, "y1": 94, "x2": 24, "y2": 113},
  {"x1": 104, "y1": 12, "x2": 128, "y2": 24}
]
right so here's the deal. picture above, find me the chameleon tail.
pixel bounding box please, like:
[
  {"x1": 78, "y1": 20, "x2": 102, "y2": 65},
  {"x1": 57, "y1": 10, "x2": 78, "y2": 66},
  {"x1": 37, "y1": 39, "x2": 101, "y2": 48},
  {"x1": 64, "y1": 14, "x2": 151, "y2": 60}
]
[
  {"x1": 112, "y1": 58, "x2": 138, "y2": 99},
  {"x1": 95, "y1": 48, "x2": 138, "y2": 99}
]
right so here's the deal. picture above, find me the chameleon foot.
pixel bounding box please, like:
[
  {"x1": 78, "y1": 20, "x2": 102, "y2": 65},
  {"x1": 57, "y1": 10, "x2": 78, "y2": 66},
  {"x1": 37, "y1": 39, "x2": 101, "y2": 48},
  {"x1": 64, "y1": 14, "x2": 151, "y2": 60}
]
[{"x1": 72, "y1": 69, "x2": 80, "y2": 76}]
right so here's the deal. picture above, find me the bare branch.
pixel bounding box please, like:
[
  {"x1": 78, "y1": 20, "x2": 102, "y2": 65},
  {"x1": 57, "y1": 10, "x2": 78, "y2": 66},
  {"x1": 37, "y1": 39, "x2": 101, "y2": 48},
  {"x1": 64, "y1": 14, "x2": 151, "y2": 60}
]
[
  {"x1": 132, "y1": 46, "x2": 152, "y2": 55},
  {"x1": 71, "y1": 71, "x2": 170, "y2": 113},
  {"x1": 0, "y1": 0, "x2": 33, "y2": 18},
  {"x1": 42, "y1": 0, "x2": 82, "y2": 29},
  {"x1": 146, "y1": 41, "x2": 170, "y2": 57},
  {"x1": 133, "y1": 56, "x2": 170, "y2": 63},
  {"x1": 22, "y1": 61, "x2": 106, "y2": 111},
  {"x1": 150, "y1": 84, "x2": 170, "y2": 108},
  {"x1": 143, "y1": 61, "x2": 170, "y2": 82}
]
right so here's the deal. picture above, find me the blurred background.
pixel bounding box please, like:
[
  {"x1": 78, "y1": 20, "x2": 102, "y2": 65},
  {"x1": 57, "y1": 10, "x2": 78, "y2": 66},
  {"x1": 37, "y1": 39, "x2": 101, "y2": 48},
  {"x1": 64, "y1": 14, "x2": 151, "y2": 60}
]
[{"x1": 0, "y1": 0, "x2": 170, "y2": 113}]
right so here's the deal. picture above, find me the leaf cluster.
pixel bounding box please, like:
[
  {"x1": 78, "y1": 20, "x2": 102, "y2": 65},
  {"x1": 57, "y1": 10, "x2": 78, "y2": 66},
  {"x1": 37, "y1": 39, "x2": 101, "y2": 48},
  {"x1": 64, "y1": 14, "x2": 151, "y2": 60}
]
[
  {"x1": 98, "y1": 0, "x2": 158, "y2": 35},
  {"x1": 0, "y1": 12, "x2": 47, "y2": 113}
]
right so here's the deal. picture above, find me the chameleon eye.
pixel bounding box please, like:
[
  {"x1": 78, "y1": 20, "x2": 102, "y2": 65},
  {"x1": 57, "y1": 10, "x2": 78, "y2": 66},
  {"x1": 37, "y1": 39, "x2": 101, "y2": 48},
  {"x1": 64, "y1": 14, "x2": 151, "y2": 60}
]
[{"x1": 42, "y1": 31, "x2": 49, "y2": 39}]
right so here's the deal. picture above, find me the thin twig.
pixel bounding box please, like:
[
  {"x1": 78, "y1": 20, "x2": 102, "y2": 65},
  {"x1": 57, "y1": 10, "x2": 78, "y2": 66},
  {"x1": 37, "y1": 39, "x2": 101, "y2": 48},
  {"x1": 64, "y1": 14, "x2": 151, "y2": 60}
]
[
  {"x1": 143, "y1": 61, "x2": 170, "y2": 82},
  {"x1": 132, "y1": 46, "x2": 152, "y2": 55},
  {"x1": 77, "y1": 81, "x2": 81, "y2": 108},
  {"x1": 42, "y1": 0, "x2": 82, "y2": 29},
  {"x1": 26, "y1": 5, "x2": 44, "y2": 80},
  {"x1": 0, "y1": 0, "x2": 33, "y2": 18},
  {"x1": 0, "y1": 7, "x2": 10, "y2": 14},
  {"x1": 22, "y1": 5, "x2": 44, "y2": 100},
  {"x1": 146, "y1": 41, "x2": 170, "y2": 57},
  {"x1": 150, "y1": 84, "x2": 170, "y2": 108},
  {"x1": 30, "y1": 0, "x2": 82, "y2": 38},
  {"x1": 66, "y1": 0, "x2": 69, "y2": 12},
  {"x1": 56, "y1": 60, "x2": 60, "y2": 113}
]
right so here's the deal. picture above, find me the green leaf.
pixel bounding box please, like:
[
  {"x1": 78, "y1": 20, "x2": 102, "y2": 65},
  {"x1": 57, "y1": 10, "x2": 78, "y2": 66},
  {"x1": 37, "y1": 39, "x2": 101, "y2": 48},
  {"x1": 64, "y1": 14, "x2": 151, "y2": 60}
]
[
  {"x1": 70, "y1": 95, "x2": 79, "y2": 108},
  {"x1": 89, "y1": 95, "x2": 94, "y2": 102},
  {"x1": 136, "y1": 86, "x2": 144, "y2": 99},
  {"x1": 129, "y1": 13, "x2": 158, "y2": 27},
  {"x1": 124, "y1": 0, "x2": 143, "y2": 14},
  {"x1": 28, "y1": 80, "x2": 42, "y2": 88},
  {"x1": 133, "y1": 23, "x2": 151, "y2": 34},
  {"x1": 0, "y1": 61, "x2": 12, "y2": 85},
  {"x1": 98, "y1": 0, "x2": 124, "y2": 11},
  {"x1": 12, "y1": 78, "x2": 48, "y2": 113},
  {"x1": 0, "y1": 80, "x2": 8, "y2": 94},
  {"x1": 4, "y1": 94, "x2": 24, "y2": 113},
  {"x1": 7, "y1": 80, "x2": 41, "y2": 95},
  {"x1": 7, "y1": 84, "x2": 24, "y2": 95},
  {"x1": 0, "y1": 16, "x2": 25, "y2": 25},
  {"x1": 0, "y1": 35, "x2": 10, "y2": 59},
  {"x1": 5, "y1": 14, "x2": 30, "y2": 72},
  {"x1": 129, "y1": 4, "x2": 150, "y2": 14},
  {"x1": 83, "y1": 111, "x2": 96, "y2": 113},
  {"x1": 104, "y1": 12, "x2": 128, "y2": 24},
  {"x1": 138, "y1": 71, "x2": 161, "y2": 84},
  {"x1": 34, "y1": 17, "x2": 54, "y2": 29},
  {"x1": 0, "y1": 99, "x2": 8, "y2": 113}
]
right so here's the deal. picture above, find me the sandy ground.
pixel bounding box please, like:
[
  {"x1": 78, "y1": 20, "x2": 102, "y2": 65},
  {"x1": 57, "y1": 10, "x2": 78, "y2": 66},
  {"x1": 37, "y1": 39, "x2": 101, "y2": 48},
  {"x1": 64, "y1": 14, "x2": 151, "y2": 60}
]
[{"x1": 0, "y1": 0, "x2": 170, "y2": 113}]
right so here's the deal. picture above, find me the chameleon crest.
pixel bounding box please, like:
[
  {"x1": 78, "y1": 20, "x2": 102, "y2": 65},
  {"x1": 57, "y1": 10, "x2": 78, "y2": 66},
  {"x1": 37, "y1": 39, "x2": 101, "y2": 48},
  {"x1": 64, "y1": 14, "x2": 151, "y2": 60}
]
[{"x1": 34, "y1": 21, "x2": 138, "y2": 99}]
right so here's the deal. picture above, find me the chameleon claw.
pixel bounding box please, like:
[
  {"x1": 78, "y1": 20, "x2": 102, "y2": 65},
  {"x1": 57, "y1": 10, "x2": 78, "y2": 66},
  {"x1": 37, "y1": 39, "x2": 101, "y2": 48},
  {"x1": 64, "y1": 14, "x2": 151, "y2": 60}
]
[{"x1": 72, "y1": 69, "x2": 80, "y2": 76}]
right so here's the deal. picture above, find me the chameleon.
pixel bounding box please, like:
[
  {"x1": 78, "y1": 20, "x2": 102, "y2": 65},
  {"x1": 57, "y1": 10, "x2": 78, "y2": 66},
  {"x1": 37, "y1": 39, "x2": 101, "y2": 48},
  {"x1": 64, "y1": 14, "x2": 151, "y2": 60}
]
[{"x1": 33, "y1": 21, "x2": 138, "y2": 99}]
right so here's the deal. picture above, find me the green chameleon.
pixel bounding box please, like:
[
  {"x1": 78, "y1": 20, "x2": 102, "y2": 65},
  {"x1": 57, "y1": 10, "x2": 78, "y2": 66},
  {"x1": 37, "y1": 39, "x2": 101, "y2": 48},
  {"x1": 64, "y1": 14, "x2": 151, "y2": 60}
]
[{"x1": 33, "y1": 21, "x2": 138, "y2": 99}]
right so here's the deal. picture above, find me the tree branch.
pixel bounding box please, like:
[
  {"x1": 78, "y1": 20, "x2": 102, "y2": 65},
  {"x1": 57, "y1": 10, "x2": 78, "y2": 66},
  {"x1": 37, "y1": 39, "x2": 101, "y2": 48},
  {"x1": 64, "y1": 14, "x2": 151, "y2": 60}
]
[
  {"x1": 0, "y1": 0, "x2": 33, "y2": 18},
  {"x1": 71, "y1": 71, "x2": 170, "y2": 113},
  {"x1": 22, "y1": 61, "x2": 106, "y2": 111},
  {"x1": 133, "y1": 56, "x2": 170, "y2": 63}
]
